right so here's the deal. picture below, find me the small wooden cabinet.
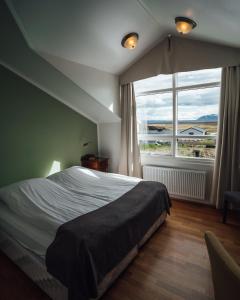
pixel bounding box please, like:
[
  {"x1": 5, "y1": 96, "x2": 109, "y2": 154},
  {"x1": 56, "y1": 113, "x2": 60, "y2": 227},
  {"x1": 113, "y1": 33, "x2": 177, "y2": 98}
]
[{"x1": 81, "y1": 155, "x2": 109, "y2": 172}]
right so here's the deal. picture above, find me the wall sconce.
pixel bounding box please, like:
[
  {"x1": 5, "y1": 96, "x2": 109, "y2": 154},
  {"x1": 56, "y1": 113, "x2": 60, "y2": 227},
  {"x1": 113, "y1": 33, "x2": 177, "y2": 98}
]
[{"x1": 83, "y1": 141, "x2": 92, "y2": 147}]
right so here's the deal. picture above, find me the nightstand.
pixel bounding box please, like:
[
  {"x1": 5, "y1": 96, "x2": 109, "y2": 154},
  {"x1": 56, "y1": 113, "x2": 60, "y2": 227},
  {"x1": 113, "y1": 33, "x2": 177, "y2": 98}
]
[{"x1": 81, "y1": 156, "x2": 109, "y2": 172}]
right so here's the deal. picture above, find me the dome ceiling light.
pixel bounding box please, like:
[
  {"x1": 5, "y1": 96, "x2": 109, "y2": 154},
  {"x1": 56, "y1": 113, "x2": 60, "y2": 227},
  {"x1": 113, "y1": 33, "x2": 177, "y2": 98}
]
[
  {"x1": 121, "y1": 32, "x2": 139, "y2": 50},
  {"x1": 175, "y1": 16, "x2": 197, "y2": 34}
]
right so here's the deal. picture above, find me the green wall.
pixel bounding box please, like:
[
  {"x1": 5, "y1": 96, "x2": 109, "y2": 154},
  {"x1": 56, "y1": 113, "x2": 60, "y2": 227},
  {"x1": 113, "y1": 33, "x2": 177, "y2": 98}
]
[{"x1": 0, "y1": 65, "x2": 98, "y2": 187}]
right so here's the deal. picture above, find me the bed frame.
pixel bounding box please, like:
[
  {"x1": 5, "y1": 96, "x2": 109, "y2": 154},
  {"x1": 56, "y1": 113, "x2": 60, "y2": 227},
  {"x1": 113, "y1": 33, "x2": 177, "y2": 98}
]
[{"x1": 0, "y1": 211, "x2": 167, "y2": 300}]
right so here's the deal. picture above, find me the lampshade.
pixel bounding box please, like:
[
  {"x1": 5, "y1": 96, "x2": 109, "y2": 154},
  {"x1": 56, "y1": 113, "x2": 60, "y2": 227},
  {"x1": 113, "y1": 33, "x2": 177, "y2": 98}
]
[
  {"x1": 121, "y1": 33, "x2": 139, "y2": 50},
  {"x1": 175, "y1": 17, "x2": 197, "y2": 34}
]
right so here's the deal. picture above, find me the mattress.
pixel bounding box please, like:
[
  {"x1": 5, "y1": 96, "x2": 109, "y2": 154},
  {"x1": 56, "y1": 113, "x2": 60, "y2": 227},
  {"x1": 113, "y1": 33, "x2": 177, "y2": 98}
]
[
  {"x1": 0, "y1": 167, "x2": 141, "y2": 257},
  {"x1": 0, "y1": 229, "x2": 68, "y2": 300},
  {"x1": 48, "y1": 166, "x2": 142, "y2": 201},
  {"x1": 0, "y1": 167, "x2": 168, "y2": 299},
  {"x1": 0, "y1": 211, "x2": 167, "y2": 300},
  {"x1": 0, "y1": 202, "x2": 52, "y2": 257}
]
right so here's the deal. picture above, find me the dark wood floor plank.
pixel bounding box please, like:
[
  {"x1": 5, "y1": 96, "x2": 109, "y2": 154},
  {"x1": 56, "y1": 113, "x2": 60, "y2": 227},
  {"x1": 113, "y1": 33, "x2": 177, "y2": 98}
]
[
  {"x1": 103, "y1": 200, "x2": 240, "y2": 300},
  {"x1": 0, "y1": 199, "x2": 239, "y2": 300}
]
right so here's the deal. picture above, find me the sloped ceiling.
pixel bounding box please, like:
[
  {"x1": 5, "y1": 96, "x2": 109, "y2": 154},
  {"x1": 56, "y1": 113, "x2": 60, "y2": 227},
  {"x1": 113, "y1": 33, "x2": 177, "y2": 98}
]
[
  {"x1": 6, "y1": 0, "x2": 164, "y2": 75},
  {"x1": 1, "y1": 0, "x2": 120, "y2": 123},
  {"x1": 140, "y1": 0, "x2": 240, "y2": 48},
  {"x1": 4, "y1": 0, "x2": 240, "y2": 125},
  {"x1": 6, "y1": 0, "x2": 240, "y2": 76},
  {"x1": 38, "y1": 51, "x2": 120, "y2": 116}
]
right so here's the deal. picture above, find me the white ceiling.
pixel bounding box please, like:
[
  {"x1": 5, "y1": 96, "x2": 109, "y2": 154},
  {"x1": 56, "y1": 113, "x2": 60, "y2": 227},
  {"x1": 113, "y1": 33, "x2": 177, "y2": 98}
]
[
  {"x1": 6, "y1": 0, "x2": 240, "y2": 75},
  {"x1": 140, "y1": 0, "x2": 240, "y2": 48},
  {"x1": 6, "y1": 0, "x2": 165, "y2": 74}
]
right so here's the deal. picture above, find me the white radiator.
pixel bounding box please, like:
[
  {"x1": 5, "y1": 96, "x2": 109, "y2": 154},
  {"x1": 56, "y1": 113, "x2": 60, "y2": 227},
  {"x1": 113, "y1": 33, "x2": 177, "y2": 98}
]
[{"x1": 143, "y1": 165, "x2": 206, "y2": 201}]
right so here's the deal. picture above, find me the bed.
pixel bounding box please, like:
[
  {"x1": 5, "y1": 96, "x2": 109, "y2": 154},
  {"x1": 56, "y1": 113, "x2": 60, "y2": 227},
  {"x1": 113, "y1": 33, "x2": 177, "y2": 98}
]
[{"x1": 0, "y1": 166, "x2": 171, "y2": 300}]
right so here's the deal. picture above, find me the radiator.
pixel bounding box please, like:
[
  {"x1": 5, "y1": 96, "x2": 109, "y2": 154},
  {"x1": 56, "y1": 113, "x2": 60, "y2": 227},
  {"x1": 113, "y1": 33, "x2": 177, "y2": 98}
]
[{"x1": 143, "y1": 165, "x2": 206, "y2": 201}]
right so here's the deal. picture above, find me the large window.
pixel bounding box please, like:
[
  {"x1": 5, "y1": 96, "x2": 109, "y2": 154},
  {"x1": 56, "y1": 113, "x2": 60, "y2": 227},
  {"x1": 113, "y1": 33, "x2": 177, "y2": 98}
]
[{"x1": 134, "y1": 68, "x2": 221, "y2": 159}]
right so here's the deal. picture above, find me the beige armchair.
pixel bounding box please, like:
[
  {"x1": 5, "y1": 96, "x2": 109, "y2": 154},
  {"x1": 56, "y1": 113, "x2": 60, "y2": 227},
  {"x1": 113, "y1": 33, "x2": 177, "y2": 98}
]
[{"x1": 205, "y1": 231, "x2": 240, "y2": 300}]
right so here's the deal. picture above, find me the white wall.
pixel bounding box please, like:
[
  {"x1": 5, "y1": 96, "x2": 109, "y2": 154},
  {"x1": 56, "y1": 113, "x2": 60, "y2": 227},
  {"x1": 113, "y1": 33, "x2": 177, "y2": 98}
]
[
  {"x1": 39, "y1": 52, "x2": 120, "y2": 116},
  {"x1": 0, "y1": 1, "x2": 119, "y2": 124},
  {"x1": 98, "y1": 122, "x2": 121, "y2": 173},
  {"x1": 39, "y1": 52, "x2": 122, "y2": 172},
  {"x1": 1, "y1": 1, "x2": 215, "y2": 190},
  {"x1": 1, "y1": 1, "x2": 123, "y2": 173}
]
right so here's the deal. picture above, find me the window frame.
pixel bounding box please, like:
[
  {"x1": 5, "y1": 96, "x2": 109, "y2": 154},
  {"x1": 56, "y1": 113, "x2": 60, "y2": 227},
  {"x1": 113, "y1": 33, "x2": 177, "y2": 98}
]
[{"x1": 135, "y1": 71, "x2": 221, "y2": 160}]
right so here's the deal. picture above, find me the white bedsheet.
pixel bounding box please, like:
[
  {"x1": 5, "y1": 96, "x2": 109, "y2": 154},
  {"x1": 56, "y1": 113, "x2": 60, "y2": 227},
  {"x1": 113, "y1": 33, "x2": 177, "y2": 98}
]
[
  {"x1": 0, "y1": 167, "x2": 141, "y2": 256},
  {"x1": 0, "y1": 202, "x2": 52, "y2": 257},
  {"x1": 48, "y1": 166, "x2": 141, "y2": 201}
]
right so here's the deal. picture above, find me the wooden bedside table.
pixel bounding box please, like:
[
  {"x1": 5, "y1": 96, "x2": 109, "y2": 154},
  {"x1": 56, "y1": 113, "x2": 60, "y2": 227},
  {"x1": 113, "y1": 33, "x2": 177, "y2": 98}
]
[{"x1": 81, "y1": 156, "x2": 109, "y2": 172}]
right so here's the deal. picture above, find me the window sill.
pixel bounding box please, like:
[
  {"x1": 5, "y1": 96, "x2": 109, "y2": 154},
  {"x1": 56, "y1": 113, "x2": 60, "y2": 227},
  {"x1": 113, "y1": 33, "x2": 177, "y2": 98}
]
[{"x1": 140, "y1": 153, "x2": 215, "y2": 167}]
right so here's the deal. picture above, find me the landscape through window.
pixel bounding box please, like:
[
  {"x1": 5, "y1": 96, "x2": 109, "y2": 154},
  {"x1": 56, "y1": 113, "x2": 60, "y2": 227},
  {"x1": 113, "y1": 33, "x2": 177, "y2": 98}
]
[{"x1": 134, "y1": 68, "x2": 221, "y2": 159}]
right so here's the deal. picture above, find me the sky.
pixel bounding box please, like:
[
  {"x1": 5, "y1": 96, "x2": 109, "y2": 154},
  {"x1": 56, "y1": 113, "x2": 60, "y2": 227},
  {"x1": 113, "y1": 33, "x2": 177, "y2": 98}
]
[{"x1": 134, "y1": 68, "x2": 221, "y2": 121}]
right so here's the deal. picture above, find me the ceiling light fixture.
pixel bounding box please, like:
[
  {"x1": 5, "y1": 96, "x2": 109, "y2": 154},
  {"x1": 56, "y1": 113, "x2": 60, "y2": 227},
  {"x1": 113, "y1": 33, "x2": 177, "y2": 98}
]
[
  {"x1": 121, "y1": 32, "x2": 139, "y2": 50},
  {"x1": 175, "y1": 16, "x2": 197, "y2": 34}
]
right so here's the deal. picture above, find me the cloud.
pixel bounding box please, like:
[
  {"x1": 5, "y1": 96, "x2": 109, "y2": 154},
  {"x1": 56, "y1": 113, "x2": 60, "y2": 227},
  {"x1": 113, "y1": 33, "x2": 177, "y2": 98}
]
[
  {"x1": 135, "y1": 69, "x2": 221, "y2": 121},
  {"x1": 178, "y1": 87, "x2": 220, "y2": 106},
  {"x1": 134, "y1": 74, "x2": 172, "y2": 93},
  {"x1": 178, "y1": 105, "x2": 218, "y2": 120},
  {"x1": 136, "y1": 87, "x2": 220, "y2": 109},
  {"x1": 134, "y1": 68, "x2": 221, "y2": 95},
  {"x1": 137, "y1": 106, "x2": 172, "y2": 121},
  {"x1": 136, "y1": 93, "x2": 172, "y2": 109},
  {"x1": 136, "y1": 87, "x2": 220, "y2": 120},
  {"x1": 178, "y1": 68, "x2": 221, "y2": 87}
]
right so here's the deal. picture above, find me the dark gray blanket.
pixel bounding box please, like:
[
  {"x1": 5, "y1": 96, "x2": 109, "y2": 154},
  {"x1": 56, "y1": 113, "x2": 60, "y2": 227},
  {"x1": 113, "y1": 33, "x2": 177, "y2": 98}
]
[{"x1": 46, "y1": 181, "x2": 171, "y2": 300}]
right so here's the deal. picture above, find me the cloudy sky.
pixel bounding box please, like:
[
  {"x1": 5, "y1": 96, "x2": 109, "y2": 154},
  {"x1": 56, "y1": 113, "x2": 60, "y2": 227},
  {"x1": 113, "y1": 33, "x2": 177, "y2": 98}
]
[{"x1": 134, "y1": 68, "x2": 221, "y2": 121}]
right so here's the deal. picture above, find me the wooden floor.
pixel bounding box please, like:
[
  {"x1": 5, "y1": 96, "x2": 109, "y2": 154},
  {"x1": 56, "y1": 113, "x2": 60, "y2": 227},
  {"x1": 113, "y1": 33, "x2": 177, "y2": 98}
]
[{"x1": 0, "y1": 200, "x2": 240, "y2": 300}]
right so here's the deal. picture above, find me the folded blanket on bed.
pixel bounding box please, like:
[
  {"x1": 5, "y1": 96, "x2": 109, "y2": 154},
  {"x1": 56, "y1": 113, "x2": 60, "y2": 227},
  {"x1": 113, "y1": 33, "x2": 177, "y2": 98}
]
[{"x1": 46, "y1": 181, "x2": 171, "y2": 300}]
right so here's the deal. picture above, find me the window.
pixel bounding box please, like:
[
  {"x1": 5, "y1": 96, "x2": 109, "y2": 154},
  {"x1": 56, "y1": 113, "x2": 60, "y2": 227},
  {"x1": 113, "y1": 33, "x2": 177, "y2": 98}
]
[{"x1": 134, "y1": 68, "x2": 221, "y2": 159}]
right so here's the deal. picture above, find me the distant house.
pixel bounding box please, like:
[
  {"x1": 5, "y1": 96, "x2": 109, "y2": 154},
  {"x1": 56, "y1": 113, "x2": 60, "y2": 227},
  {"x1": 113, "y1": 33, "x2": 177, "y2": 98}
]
[{"x1": 179, "y1": 127, "x2": 206, "y2": 136}]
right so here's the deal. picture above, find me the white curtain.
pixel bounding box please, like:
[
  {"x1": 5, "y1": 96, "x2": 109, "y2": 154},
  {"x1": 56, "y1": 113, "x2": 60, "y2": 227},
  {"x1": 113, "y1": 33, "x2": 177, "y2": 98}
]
[
  {"x1": 212, "y1": 66, "x2": 240, "y2": 208},
  {"x1": 118, "y1": 83, "x2": 142, "y2": 178}
]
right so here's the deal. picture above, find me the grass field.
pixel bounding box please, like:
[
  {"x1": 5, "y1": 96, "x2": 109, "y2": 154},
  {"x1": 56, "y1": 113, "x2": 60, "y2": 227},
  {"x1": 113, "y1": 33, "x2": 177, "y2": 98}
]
[
  {"x1": 139, "y1": 121, "x2": 217, "y2": 158},
  {"x1": 140, "y1": 140, "x2": 216, "y2": 158},
  {"x1": 177, "y1": 139, "x2": 216, "y2": 158}
]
